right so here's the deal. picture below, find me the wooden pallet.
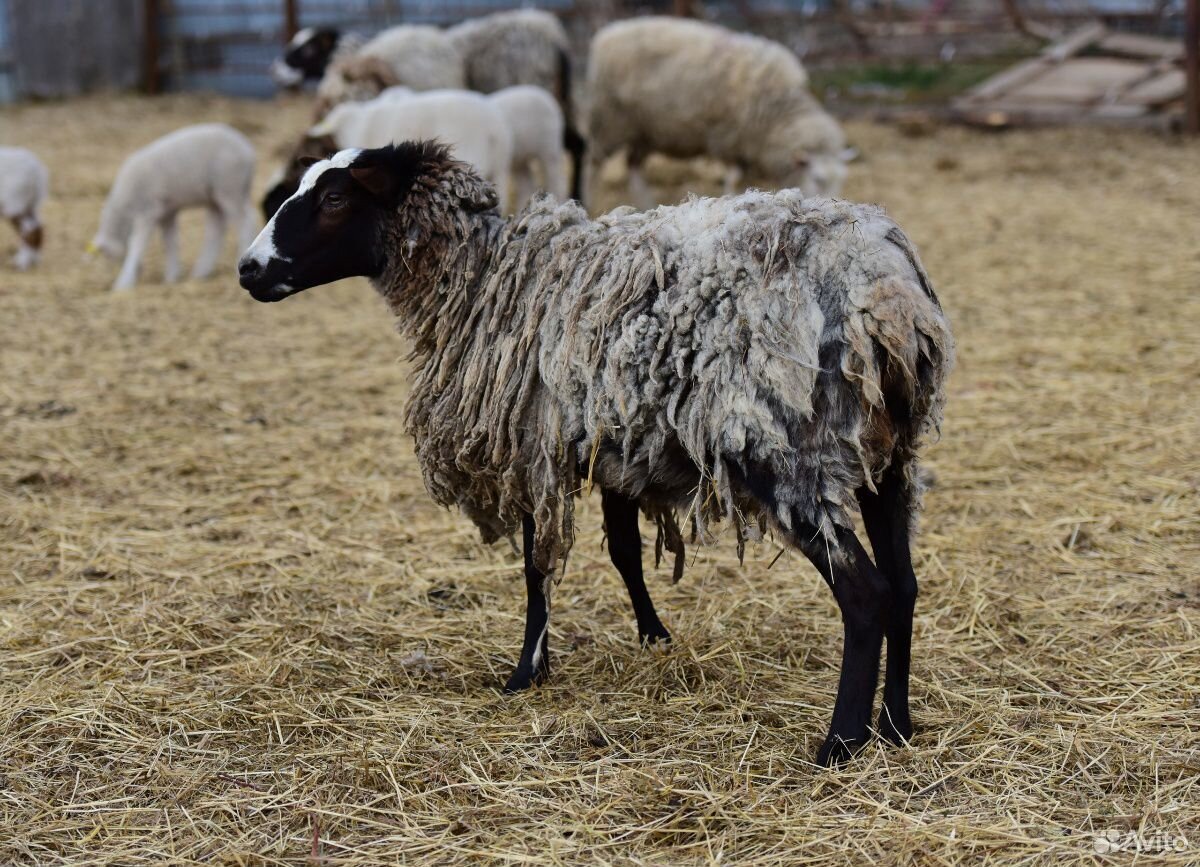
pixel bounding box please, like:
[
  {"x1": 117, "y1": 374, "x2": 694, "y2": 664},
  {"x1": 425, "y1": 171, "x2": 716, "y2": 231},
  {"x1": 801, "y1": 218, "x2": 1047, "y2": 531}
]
[{"x1": 953, "y1": 23, "x2": 1185, "y2": 129}]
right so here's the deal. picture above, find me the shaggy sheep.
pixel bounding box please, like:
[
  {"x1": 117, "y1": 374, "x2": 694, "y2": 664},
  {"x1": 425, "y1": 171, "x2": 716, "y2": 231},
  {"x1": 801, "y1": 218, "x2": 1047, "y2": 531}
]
[
  {"x1": 313, "y1": 25, "x2": 464, "y2": 117},
  {"x1": 91, "y1": 124, "x2": 256, "y2": 292},
  {"x1": 0, "y1": 146, "x2": 49, "y2": 270},
  {"x1": 587, "y1": 17, "x2": 850, "y2": 206},
  {"x1": 238, "y1": 142, "x2": 954, "y2": 766}
]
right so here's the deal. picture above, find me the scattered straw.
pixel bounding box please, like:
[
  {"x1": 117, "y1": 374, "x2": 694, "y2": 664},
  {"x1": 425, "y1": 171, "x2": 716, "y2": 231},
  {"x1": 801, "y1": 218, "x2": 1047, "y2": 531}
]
[{"x1": 1, "y1": 94, "x2": 1198, "y2": 865}]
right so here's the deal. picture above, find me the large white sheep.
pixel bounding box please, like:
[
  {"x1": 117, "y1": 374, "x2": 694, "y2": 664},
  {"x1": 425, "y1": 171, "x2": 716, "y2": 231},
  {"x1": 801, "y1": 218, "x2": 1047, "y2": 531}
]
[
  {"x1": 306, "y1": 89, "x2": 513, "y2": 210},
  {"x1": 0, "y1": 146, "x2": 49, "y2": 271},
  {"x1": 90, "y1": 124, "x2": 256, "y2": 292},
  {"x1": 586, "y1": 17, "x2": 850, "y2": 206},
  {"x1": 238, "y1": 142, "x2": 954, "y2": 766}
]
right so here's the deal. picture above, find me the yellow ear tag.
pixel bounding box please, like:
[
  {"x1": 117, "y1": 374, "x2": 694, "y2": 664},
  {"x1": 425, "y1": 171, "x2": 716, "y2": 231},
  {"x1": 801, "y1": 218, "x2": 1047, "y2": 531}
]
[{"x1": 85, "y1": 241, "x2": 98, "y2": 254}]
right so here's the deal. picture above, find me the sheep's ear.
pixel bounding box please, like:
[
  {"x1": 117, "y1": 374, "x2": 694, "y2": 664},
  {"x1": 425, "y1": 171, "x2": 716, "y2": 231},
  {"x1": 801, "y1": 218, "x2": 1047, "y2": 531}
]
[{"x1": 350, "y1": 164, "x2": 397, "y2": 200}]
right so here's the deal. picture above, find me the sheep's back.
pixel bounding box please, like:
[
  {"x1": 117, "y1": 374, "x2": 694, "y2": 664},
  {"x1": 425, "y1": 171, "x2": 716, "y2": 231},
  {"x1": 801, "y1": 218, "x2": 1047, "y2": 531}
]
[
  {"x1": 587, "y1": 17, "x2": 810, "y2": 165},
  {"x1": 446, "y1": 10, "x2": 567, "y2": 95}
]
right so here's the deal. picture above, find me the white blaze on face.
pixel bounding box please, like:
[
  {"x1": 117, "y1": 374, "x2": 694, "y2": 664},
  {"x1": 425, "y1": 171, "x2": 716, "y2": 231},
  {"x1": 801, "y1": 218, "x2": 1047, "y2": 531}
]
[
  {"x1": 242, "y1": 148, "x2": 363, "y2": 268},
  {"x1": 289, "y1": 27, "x2": 316, "y2": 48}
]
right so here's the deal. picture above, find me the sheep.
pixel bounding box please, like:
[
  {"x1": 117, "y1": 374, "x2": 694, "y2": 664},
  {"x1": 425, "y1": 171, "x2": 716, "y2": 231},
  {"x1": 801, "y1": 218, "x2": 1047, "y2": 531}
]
[
  {"x1": 0, "y1": 146, "x2": 49, "y2": 271},
  {"x1": 263, "y1": 85, "x2": 565, "y2": 219},
  {"x1": 313, "y1": 25, "x2": 464, "y2": 118},
  {"x1": 311, "y1": 54, "x2": 402, "y2": 120},
  {"x1": 237, "y1": 142, "x2": 954, "y2": 766},
  {"x1": 90, "y1": 124, "x2": 256, "y2": 292},
  {"x1": 445, "y1": 9, "x2": 583, "y2": 202},
  {"x1": 484, "y1": 85, "x2": 567, "y2": 207},
  {"x1": 306, "y1": 89, "x2": 511, "y2": 210},
  {"x1": 586, "y1": 17, "x2": 850, "y2": 207},
  {"x1": 292, "y1": 10, "x2": 585, "y2": 199},
  {"x1": 270, "y1": 27, "x2": 364, "y2": 88}
]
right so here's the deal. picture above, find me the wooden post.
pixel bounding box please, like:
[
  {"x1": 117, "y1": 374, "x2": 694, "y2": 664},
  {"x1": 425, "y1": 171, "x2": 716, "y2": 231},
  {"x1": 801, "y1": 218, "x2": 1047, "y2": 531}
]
[
  {"x1": 1187, "y1": 0, "x2": 1199, "y2": 133},
  {"x1": 284, "y1": 0, "x2": 300, "y2": 42},
  {"x1": 142, "y1": 0, "x2": 161, "y2": 94}
]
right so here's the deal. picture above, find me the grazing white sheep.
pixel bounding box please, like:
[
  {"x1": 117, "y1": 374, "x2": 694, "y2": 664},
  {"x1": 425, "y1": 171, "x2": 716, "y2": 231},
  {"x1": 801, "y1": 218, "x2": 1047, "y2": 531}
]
[
  {"x1": 487, "y1": 85, "x2": 567, "y2": 206},
  {"x1": 238, "y1": 142, "x2": 954, "y2": 766},
  {"x1": 0, "y1": 146, "x2": 49, "y2": 271},
  {"x1": 587, "y1": 17, "x2": 850, "y2": 206},
  {"x1": 308, "y1": 89, "x2": 512, "y2": 209},
  {"x1": 90, "y1": 124, "x2": 256, "y2": 292}
]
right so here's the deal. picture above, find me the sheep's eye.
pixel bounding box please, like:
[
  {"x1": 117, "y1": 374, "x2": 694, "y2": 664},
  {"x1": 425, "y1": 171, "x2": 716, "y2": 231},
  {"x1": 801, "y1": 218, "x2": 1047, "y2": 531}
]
[{"x1": 321, "y1": 192, "x2": 346, "y2": 211}]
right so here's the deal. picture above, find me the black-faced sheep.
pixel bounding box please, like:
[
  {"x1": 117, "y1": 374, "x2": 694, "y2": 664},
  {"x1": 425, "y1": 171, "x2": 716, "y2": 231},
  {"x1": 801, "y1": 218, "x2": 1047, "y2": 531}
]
[
  {"x1": 237, "y1": 142, "x2": 954, "y2": 767},
  {"x1": 587, "y1": 17, "x2": 850, "y2": 206},
  {"x1": 0, "y1": 146, "x2": 49, "y2": 271},
  {"x1": 91, "y1": 124, "x2": 256, "y2": 292}
]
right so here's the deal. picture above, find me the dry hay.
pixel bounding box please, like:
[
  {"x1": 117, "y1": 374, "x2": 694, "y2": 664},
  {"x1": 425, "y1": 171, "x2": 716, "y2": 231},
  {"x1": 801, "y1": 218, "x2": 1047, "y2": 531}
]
[{"x1": 1, "y1": 94, "x2": 1198, "y2": 865}]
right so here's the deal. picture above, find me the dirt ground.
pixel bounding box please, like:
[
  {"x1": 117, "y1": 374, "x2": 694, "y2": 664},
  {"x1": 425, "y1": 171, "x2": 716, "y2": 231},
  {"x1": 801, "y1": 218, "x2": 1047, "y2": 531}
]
[{"x1": 1, "y1": 94, "x2": 1198, "y2": 865}]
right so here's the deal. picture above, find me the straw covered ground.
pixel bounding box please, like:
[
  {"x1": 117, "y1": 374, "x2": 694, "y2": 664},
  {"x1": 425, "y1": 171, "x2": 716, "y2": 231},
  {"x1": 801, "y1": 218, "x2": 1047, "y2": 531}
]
[{"x1": 1, "y1": 94, "x2": 1198, "y2": 865}]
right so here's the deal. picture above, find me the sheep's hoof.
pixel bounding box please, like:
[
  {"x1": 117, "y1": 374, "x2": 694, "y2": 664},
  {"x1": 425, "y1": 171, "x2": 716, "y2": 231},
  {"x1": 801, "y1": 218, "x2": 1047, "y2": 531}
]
[
  {"x1": 639, "y1": 626, "x2": 672, "y2": 647},
  {"x1": 877, "y1": 709, "x2": 913, "y2": 746},
  {"x1": 502, "y1": 662, "x2": 548, "y2": 694},
  {"x1": 815, "y1": 734, "x2": 868, "y2": 767}
]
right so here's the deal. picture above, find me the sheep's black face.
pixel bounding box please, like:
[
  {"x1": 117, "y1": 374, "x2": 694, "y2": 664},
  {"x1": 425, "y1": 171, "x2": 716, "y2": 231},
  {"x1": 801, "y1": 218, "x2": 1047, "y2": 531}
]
[
  {"x1": 238, "y1": 150, "x2": 382, "y2": 302},
  {"x1": 278, "y1": 27, "x2": 339, "y2": 82},
  {"x1": 239, "y1": 144, "x2": 439, "y2": 303}
]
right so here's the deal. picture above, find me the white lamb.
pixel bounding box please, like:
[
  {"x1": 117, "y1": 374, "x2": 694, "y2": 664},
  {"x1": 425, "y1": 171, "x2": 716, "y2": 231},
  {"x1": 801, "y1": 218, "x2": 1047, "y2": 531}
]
[
  {"x1": 90, "y1": 124, "x2": 256, "y2": 292},
  {"x1": 309, "y1": 89, "x2": 511, "y2": 208},
  {"x1": 587, "y1": 17, "x2": 851, "y2": 207},
  {"x1": 487, "y1": 85, "x2": 567, "y2": 206},
  {"x1": 0, "y1": 146, "x2": 49, "y2": 271}
]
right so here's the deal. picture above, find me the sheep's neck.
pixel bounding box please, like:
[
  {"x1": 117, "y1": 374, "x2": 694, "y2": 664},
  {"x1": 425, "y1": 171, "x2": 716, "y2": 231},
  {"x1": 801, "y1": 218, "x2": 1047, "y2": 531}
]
[{"x1": 374, "y1": 204, "x2": 509, "y2": 362}]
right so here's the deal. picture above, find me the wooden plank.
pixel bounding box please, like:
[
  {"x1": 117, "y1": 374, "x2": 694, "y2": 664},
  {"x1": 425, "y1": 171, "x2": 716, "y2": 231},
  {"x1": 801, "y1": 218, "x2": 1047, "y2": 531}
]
[
  {"x1": 1098, "y1": 32, "x2": 1183, "y2": 61},
  {"x1": 1117, "y1": 69, "x2": 1186, "y2": 107},
  {"x1": 1005, "y1": 58, "x2": 1147, "y2": 105}
]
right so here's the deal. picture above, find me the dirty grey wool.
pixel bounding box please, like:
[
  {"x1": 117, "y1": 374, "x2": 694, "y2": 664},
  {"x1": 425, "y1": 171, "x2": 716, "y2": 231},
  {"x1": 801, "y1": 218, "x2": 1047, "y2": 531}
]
[{"x1": 374, "y1": 150, "x2": 954, "y2": 574}]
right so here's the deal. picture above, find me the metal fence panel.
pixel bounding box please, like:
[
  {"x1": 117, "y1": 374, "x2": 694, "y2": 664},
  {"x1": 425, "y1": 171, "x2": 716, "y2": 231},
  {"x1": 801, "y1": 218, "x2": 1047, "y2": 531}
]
[{"x1": 6, "y1": 0, "x2": 142, "y2": 99}]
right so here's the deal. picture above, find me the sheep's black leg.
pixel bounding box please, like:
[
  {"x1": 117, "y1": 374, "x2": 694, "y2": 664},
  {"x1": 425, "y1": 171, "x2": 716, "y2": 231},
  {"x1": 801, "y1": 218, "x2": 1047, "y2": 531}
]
[
  {"x1": 790, "y1": 521, "x2": 890, "y2": 767},
  {"x1": 857, "y1": 466, "x2": 918, "y2": 745},
  {"x1": 601, "y1": 488, "x2": 670, "y2": 646},
  {"x1": 503, "y1": 514, "x2": 551, "y2": 693}
]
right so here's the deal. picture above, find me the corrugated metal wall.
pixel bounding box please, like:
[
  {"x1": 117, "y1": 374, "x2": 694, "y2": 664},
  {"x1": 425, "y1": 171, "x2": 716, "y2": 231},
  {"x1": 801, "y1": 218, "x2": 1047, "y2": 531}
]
[
  {"x1": 158, "y1": 0, "x2": 581, "y2": 99},
  {"x1": 3, "y1": 0, "x2": 143, "y2": 100},
  {"x1": 0, "y1": 0, "x2": 13, "y2": 103}
]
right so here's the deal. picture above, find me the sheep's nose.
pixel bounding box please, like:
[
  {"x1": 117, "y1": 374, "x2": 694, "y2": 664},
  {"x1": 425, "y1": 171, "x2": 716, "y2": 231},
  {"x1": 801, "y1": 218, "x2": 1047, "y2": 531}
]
[{"x1": 238, "y1": 257, "x2": 263, "y2": 284}]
